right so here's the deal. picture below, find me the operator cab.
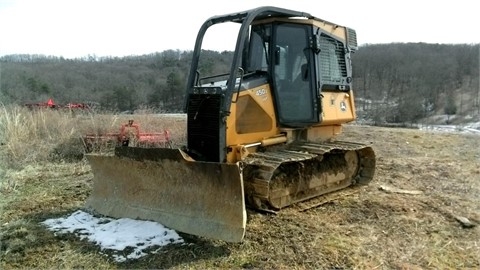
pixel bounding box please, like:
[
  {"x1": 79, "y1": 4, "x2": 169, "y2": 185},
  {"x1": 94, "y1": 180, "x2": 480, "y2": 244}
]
[{"x1": 246, "y1": 20, "x2": 354, "y2": 128}]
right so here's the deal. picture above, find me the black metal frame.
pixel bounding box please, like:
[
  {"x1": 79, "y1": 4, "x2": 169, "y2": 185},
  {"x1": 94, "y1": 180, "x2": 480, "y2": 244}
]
[{"x1": 185, "y1": 6, "x2": 314, "y2": 114}]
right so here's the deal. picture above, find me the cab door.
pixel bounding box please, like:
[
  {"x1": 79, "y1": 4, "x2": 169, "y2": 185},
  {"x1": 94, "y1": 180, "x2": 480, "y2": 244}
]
[{"x1": 272, "y1": 24, "x2": 319, "y2": 127}]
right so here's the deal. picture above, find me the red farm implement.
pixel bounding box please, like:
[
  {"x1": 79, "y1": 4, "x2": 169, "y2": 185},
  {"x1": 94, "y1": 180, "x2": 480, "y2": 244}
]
[
  {"x1": 25, "y1": 98, "x2": 92, "y2": 112},
  {"x1": 24, "y1": 98, "x2": 58, "y2": 109},
  {"x1": 83, "y1": 120, "x2": 171, "y2": 153}
]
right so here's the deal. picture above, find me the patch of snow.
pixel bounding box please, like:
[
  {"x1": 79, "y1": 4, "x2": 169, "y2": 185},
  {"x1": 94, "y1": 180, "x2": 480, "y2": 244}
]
[
  {"x1": 419, "y1": 124, "x2": 480, "y2": 134},
  {"x1": 41, "y1": 210, "x2": 184, "y2": 262},
  {"x1": 465, "y1": 121, "x2": 480, "y2": 129}
]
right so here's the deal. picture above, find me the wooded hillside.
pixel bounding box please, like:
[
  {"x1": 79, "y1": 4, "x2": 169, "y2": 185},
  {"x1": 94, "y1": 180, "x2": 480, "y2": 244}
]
[
  {"x1": 353, "y1": 43, "x2": 479, "y2": 124},
  {"x1": 1, "y1": 43, "x2": 478, "y2": 124}
]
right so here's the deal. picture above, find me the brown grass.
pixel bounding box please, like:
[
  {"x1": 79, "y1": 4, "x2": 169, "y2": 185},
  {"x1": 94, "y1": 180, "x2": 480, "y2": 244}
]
[
  {"x1": 1, "y1": 106, "x2": 479, "y2": 269},
  {"x1": 0, "y1": 105, "x2": 187, "y2": 168}
]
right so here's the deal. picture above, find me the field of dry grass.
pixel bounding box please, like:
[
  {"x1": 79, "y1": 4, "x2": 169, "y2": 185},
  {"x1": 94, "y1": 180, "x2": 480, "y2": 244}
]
[{"x1": 1, "y1": 106, "x2": 479, "y2": 269}]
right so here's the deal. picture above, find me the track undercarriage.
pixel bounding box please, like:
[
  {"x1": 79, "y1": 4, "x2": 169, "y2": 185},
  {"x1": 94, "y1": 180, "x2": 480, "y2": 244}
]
[{"x1": 242, "y1": 141, "x2": 376, "y2": 211}]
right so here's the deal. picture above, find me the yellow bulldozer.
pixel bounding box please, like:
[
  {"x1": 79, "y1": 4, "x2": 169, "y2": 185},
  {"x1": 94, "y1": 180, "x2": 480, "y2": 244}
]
[{"x1": 86, "y1": 6, "x2": 376, "y2": 242}]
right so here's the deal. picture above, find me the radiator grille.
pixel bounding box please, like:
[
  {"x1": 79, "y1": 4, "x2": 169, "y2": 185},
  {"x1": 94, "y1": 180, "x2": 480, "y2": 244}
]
[
  {"x1": 346, "y1": 27, "x2": 358, "y2": 51},
  {"x1": 187, "y1": 94, "x2": 221, "y2": 162}
]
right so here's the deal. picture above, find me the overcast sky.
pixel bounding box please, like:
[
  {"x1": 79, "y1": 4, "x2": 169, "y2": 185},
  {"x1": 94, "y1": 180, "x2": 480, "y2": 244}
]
[{"x1": 0, "y1": 0, "x2": 478, "y2": 59}]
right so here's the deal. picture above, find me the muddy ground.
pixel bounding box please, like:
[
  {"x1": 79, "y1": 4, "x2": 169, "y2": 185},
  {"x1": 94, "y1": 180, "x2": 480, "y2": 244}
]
[{"x1": 1, "y1": 124, "x2": 479, "y2": 269}]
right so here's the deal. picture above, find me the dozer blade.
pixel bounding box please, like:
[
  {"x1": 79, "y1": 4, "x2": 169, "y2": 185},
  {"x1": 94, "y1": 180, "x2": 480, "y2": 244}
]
[{"x1": 85, "y1": 147, "x2": 246, "y2": 243}]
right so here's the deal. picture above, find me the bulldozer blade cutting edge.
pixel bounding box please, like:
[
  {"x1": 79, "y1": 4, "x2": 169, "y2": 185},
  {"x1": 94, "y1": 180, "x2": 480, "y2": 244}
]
[{"x1": 85, "y1": 148, "x2": 246, "y2": 242}]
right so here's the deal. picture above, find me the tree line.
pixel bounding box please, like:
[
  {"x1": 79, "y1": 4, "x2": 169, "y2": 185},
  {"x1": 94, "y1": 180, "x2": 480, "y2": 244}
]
[
  {"x1": 1, "y1": 43, "x2": 478, "y2": 123},
  {"x1": 353, "y1": 43, "x2": 479, "y2": 124}
]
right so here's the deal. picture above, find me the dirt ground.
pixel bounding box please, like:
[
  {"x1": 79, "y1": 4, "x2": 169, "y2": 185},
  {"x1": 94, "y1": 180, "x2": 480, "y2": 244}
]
[{"x1": 1, "y1": 124, "x2": 479, "y2": 269}]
